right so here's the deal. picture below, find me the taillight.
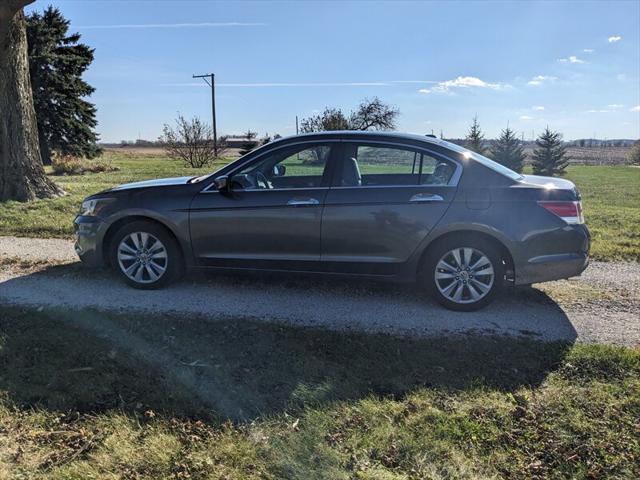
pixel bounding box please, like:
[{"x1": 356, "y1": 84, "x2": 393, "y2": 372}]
[{"x1": 538, "y1": 201, "x2": 584, "y2": 224}]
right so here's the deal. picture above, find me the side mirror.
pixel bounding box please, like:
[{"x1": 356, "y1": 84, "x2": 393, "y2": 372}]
[
  {"x1": 272, "y1": 164, "x2": 286, "y2": 177},
  {"x1": 213, "y1": 175, "x2": 230, "y2": 191}
]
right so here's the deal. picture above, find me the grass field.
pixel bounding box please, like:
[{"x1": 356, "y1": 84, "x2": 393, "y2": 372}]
[
  {"x1": 0, "y1": 305, "x2": 638, "y2": 479},
  {"x1": 0, "y1": 151, "x2": 638, "y2": 261}
]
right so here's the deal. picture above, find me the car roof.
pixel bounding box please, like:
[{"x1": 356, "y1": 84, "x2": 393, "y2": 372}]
[{"x1": 274, "y1": 130, "x2": 447, "y2": 147}]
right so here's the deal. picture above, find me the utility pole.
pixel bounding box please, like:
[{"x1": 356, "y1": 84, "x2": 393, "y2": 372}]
[
  {"x1": 193, "y1": 73, "x2": 218, "y2": 155},
  {"x1": 295, "y1": 115, "x2": 299, "y2": 135}
]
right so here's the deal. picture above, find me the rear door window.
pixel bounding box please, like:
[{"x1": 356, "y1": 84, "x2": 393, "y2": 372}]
[{"x1": 336, "y1": 143, "x2": 455, "y2": 187}]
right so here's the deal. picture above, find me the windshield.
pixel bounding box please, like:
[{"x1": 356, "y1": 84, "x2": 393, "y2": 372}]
[{"x1": 439, "y1": 140, "x2": 523, "y2": 181}]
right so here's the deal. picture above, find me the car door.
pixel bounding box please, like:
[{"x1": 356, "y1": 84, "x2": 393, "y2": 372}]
[
  {"x1": 321, "y1": 141, "x2": 459, "y2": 274},
  {"x1": 190, "y1": 142, "x2": 338, "y2": 269}
]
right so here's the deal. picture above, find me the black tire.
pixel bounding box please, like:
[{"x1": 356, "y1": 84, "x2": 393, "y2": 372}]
[
  {"x1": 423, "y1": 237, "x2": 504, "y2": 311},
  {"x1": 109, "y1": 220, "x2": 183, "y2": 289}
]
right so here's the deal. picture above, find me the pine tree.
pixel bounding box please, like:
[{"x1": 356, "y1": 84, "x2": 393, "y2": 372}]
[
  {"x1": 531, "y1": 127, "x2": 569, "y2": 176},
  {"x1": 465, "y1": 115, "x2": 487, "y2": 155},
  {"x1": 26, "y1": 7, "x2": 101, "y2": 164},
  {"x1": 491, "y1": 125, "x2": 526, "y2": 173}
]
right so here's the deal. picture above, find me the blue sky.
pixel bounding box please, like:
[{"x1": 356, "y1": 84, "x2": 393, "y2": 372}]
[{"x1": 26, "y1": 0, "x2": 640, "y2": 142}]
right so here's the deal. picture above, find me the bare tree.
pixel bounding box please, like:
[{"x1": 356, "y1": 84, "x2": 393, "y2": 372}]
[
  {"x1": 0, "y1": 0, "x2": 62, "y2": 201},
  {"x1": 299, "y1": 107, "x2": 350, "y2": 133},
  {"x1": 299, "y1": 98, "x2": 399, "y2": 133},
  {"x1": 159, "y1": 115, "x2": 225, "y2": 168},
  {"x1": 349, "y1": 97, "x2": 399, "y2": 131}
]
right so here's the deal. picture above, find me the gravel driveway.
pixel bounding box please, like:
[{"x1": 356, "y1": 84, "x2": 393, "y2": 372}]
[{"x1": 1, "y1": 236, "x2": 638, "y2": 346}]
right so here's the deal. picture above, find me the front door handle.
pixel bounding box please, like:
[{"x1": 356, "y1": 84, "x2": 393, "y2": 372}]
[
  {"x1": 287, "y1": 197, "x2": 320, "y2": 206},
  {"x1": 409, "y1": 193, "x2": 444, "y2": 203}
]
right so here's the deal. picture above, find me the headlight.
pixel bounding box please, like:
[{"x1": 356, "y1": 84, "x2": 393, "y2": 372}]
[{"x1": 79, "y1": 198, "x2": 115, "y2": 217}]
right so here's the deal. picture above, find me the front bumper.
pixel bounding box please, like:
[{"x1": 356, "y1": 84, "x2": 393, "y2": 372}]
[{"x1": 74, "y1": 215, "x2": 104, "y2": 267}]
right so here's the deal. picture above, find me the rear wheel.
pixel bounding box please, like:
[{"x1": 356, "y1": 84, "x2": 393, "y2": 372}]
[
  {"x1": 109, "y1": 221, "x2": 183, "y2": 289},
  {"x1": 424, "y1": 238, "x2": 504, "y2": 311}
]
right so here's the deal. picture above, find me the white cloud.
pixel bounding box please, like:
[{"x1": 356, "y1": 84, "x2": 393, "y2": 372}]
[
  {"x1": 608, "y1": 35, "x2": 622, "y2": 43},
  {"x1": 631, "y1": 105, "x2": 640, "y2": 112},
  {"x1": 527, "y1": 75, "x2": 557, "y2": 86},
  {"x1": 607, "y1": 104, "x2": 624, "y2": 108},
  {"x1": 418, "y1": 76, "x2": 506, "y2": 94},
  {"x1": 557, "y1": 55, "x2": 585, "y2": 64},
  {"x1": 583, "y1": 48, "x2": 595, "y2": 53},
  {"x1": 532, "y1": 106, "x2": 545, "y2": 111},
  {"x1": 587, "y1": 109, "x2": 610, "y2": 113},
  {"x1": 519, "y1": 115, "x2": 534, "y2": 120},
  {"x1": 77, "y1": 22, "x2": 268, "y2": 29}
]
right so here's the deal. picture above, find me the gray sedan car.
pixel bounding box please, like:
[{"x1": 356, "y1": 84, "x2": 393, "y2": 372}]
[{"x1": 75, "y1": 131, "x2": 589, "y2": 311}]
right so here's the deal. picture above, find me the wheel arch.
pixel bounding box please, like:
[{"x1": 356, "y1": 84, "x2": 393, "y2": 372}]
[
  {"x1": 102, "y1": 215, "x2": 186, "y2": 268},
  {"x1": 416, "y1": 229, "x2": 515, "y2": 284}
]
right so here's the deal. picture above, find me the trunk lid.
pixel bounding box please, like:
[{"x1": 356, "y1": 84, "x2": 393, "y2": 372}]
[{"x1": 517, "y1": 174, "x2": 580, "y2": 200}]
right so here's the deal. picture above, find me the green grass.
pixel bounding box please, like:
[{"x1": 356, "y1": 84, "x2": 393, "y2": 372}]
[
  {"x1": 0, "y1": 152, "x2": 638, "y2": 261},
  {"x1": 0, "y1": 305, "x2": 638, "y2": 479},
  {"x1": 562, "y1": 166, "x2": 640, "y2": 261},
  {"x1": 0, "y1": 151, "x2": 228, "y2": 239}
]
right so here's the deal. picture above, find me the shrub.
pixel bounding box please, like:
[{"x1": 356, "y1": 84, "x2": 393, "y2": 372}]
[
  {"x1": 51, "y1": 155, "x2": 119, "y2": 176},
  {"x1": 629, "y1": 141, "x2": 640, "y2": 166}
]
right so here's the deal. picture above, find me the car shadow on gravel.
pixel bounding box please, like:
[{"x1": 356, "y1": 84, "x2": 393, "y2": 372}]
[
  {"x1": 0, "y1": 304, "x2": 575, "y2": 422},
  {"x1": 0, "y1": 262, "x2": 578, "y2": 343}
]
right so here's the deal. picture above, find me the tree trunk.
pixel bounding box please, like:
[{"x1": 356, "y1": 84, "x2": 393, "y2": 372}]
[
  {"x1": 38, "y1": 128, "x2": 51, "y2": 165},
  {"x1": 0, "y1": 6, "x2": 62, "y2": 201}
]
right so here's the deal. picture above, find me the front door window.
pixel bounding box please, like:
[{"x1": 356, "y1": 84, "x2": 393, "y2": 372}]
[{"x1": 234, "y1": 144, "x2": 332, "y2": 190}]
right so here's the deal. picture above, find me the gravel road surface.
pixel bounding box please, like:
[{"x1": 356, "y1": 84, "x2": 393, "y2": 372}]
[{"x1": 1, "y1": 236, "x2": 638, "y2": 345}]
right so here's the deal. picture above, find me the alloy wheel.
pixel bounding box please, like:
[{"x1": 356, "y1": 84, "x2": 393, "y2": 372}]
[
  {"x1": 117, "y1": 232, "x2": 168, "y2": 284},
  {"x1": 434, "y1": 247, "x2": 495, "y2": 304}
]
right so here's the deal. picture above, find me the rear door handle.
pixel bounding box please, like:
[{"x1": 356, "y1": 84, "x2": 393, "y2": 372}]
[
  {"x1": 409, "y1": 193, "x2": 444, "y2": 203},
  {"x1": 287, "y1": 197, "x2": 320, "y2": 206}
]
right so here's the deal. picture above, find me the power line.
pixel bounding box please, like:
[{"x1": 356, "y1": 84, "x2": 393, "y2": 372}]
[{"x1": 192, "y1": 72, "x2": 218, "y2": 155}]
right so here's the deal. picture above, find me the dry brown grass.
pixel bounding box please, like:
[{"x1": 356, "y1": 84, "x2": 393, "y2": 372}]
[{"x1": 51, "y1": 155, "x2": 119, "y2": 176}]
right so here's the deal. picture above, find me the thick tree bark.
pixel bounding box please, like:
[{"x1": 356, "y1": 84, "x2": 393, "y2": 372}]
[
  {"x1": 0, "y1": 3, "x2": 62, "y2": 201},
  {"x1": 38, "y1": 128, "x2": 51, "y2": 165}
]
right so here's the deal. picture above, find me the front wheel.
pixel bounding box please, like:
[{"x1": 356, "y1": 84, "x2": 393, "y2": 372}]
[
  {"x1": 424, "y1": 239, "x2": 504, "y2": 311},
  {"x1": 109, "y1": 221, "x2": 183, "y2": 289}
]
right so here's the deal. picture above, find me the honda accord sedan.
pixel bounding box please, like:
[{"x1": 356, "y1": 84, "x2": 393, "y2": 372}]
[{"x1": 75, "y1": 131, "x2": 589, "y2": 311}]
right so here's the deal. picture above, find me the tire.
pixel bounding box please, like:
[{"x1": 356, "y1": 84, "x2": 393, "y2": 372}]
[
  {"x1": 423, "y1": 237, "x2": 504, "y2": 311},
  {"x1": 109, "y1": 220, "x2": 183, "y2": 289}
]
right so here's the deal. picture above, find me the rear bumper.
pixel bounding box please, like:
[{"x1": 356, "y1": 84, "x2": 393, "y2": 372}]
[
  {"x1": 515, "y1": 252, "x2": 589, "y2": 285},
  {"x1": 74, "y1": 216, "x2": 104, "y2": 267},
  {"x1": 514, "y1": 223, "x2": 590, "y2": 285}
]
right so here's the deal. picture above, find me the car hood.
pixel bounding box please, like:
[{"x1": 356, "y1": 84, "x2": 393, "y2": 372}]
[
  {"x1": 107, "y1": 176, "x2": 193, "y2": 192},
  {"x1": 519, "y1": 174, "x2": 576, "y2": 191}
]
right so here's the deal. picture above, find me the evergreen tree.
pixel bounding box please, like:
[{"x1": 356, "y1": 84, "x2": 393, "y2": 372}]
[
  {"x1": 531, "y1": 127, "x2": 569, "y2": 176},
  {"x1": 26, "y1": 7, "x2": 101, "y2": 164},
  {"x1": 491, "y1": 125, "x2": 526, "y2": 173},
  {"x1": 465, "y1": 115, "x2": 487, "y2": 155}
]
